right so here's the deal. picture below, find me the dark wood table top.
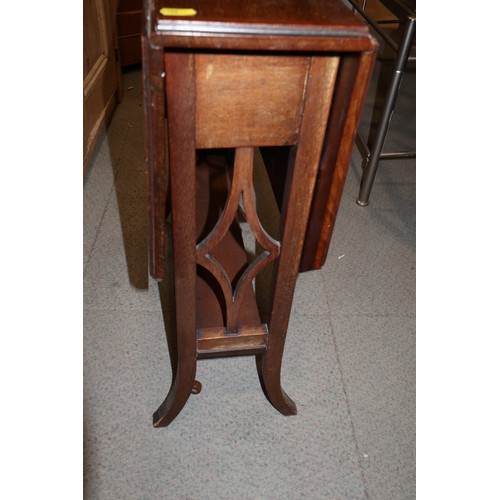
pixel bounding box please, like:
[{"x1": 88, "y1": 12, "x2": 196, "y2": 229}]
[
  {"x1": 154, "y1": 0, "x2": 367, "y2": 35},
  {"x1": 145, "y1": 0, "x2": 376, "y2": 51}
]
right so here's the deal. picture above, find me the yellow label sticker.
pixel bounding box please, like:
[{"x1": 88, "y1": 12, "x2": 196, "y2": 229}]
[{"x1": 159, "y1": 7, "x2": 197, "y2": 17}]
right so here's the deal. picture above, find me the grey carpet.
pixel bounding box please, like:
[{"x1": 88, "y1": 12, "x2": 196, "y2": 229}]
[{"x1": 84, "y1": 56, "x2": 415, "y2": 499}]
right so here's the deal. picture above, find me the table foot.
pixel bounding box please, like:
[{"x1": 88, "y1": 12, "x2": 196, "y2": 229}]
[
  {"x1": 153, "y1": 365, "x2": 197, "y2": 427},
  {"x1": 191, "y1": 380, "x2": 202, "y2": 394},
  {"x1": 355, "y1": 197, "x2": 370, "y2": 207},
  {"x1": 258, "y1": 354, "x2": 297, "y2": 416}
]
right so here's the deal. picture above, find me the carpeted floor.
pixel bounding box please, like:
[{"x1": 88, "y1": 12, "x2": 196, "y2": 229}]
[{"x1": 83, "y1": 49, "x2": 415, "y2": 498}]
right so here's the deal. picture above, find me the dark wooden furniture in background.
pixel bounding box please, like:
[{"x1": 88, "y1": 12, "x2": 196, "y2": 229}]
[
  {"x1": 142, "y1": 0, "x2": 377, "y2": 427},
  {"x1": 83, "y1": 0, "x2": 122, "y2": 177},
  {"x1": 117, "y1": 0, "x2": 143, "y2": 66}
]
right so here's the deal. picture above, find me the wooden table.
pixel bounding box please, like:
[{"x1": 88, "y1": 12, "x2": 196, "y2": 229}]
[{"x1": 142, "y1": 0, "x2": 377, "y2": 427}]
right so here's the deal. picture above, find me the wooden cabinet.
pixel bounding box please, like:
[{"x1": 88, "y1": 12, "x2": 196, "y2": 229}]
[
  {"x1": 83, "y1": 0, "x2": 122, "y2": 176},
  {"x1": 116, "y1": 0, "x2": 143, "y2": 66}
]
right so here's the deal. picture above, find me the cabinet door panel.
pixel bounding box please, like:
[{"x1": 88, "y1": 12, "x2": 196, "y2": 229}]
[{"x1": 83, "y1": 0, "x2": 121, "y2": 174}]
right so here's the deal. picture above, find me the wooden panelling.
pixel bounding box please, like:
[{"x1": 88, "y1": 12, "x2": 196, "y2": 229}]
[{"x1": 83, "y1": 0, "x2": 120, "y2": 172}]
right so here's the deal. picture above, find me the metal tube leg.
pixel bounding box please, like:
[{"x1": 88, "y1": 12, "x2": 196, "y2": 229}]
[{"x1": 356, "y1": 16, "x2": 416, "y2": 206}]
